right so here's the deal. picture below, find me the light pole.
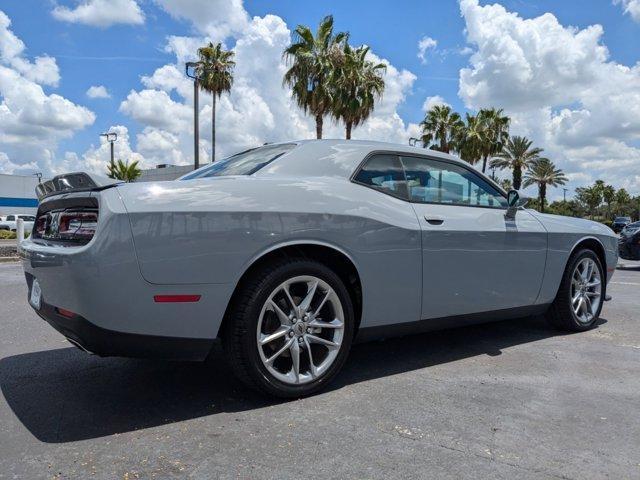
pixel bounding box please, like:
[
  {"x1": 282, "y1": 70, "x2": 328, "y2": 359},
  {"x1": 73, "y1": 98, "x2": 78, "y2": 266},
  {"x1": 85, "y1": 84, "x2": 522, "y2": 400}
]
[
  {"x1": 563, "y1": 188, "x2": 569, "y2": 202},
  {"x1": 186, "y1": 61, "x2": 202, "y2": 170},
  {"x1": 100, "y1": 132, "x2": 118, "y2": 165}
]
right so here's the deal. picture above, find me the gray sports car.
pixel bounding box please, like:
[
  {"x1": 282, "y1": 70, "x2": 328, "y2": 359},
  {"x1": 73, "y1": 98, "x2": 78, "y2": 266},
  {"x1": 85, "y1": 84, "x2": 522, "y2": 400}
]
[{"x1": 21, "y1": 140, "x2": 617, "y2": 397}]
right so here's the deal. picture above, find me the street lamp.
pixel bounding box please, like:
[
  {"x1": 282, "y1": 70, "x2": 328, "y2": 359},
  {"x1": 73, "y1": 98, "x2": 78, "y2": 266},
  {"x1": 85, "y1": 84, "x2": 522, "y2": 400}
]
[
  {"x1": 408, "y1": 137, "x2": 420, "y2": 147},
  {"x1": 563, "y1": 188, "x2": 569, "y2": 202},
  {"x1": 185, "y1": 61, "x2": 202, "y2": 170},
  {"x1": 100, "y1": 131, "x2": 118, "y2": 165}
]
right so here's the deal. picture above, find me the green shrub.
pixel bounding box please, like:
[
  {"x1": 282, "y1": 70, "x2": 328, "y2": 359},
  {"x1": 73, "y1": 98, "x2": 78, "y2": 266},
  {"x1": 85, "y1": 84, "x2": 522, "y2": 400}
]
[{"x1": 0, "y1": 230, "x2": 16, "y2": 239}]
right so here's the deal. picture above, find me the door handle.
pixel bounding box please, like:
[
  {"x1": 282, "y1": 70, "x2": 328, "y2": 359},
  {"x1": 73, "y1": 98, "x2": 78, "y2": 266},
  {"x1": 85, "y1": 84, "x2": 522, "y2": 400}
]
[{"x1": 424, "y1": 216, "x2": 444, "y2": 225}]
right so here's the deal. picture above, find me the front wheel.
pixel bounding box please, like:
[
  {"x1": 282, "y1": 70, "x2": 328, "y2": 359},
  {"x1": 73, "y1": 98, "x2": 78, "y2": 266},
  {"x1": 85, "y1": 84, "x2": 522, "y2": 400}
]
[
  {"x1": 545, "y1": 249, "x2": 604, "y2": 331},
  {"x1": 222, "y1": 258, "x2": 355, "y2": 398}
]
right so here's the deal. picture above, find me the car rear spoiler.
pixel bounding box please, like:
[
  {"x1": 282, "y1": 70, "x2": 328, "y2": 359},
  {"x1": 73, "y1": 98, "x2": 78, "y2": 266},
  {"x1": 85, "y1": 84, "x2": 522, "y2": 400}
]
[{"x1": 35, "y1": 172, "x2": 123, "y2": 201}]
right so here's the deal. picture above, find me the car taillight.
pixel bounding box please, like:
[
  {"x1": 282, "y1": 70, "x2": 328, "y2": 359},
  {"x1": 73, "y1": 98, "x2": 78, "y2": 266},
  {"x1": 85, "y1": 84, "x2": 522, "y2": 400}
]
[
  {"x1": 58, "y1": 211, "x2": 98, "y2": 241},
  {"x1": 35, "y1": 216, "x2": 47, "y2": 236},
  {"x1": 33, "y1": 209, "x2": 98, "y2": 245}
]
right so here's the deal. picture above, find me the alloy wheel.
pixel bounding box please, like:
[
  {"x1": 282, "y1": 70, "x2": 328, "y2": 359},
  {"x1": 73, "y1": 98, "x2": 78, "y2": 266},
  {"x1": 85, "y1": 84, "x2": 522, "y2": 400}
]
[
  {"x1": 256, "y1": 275, "x2": 345, "y2": 385},
  {"x1": 570, "y1": 257, "x2": 602, "y2": 323}
]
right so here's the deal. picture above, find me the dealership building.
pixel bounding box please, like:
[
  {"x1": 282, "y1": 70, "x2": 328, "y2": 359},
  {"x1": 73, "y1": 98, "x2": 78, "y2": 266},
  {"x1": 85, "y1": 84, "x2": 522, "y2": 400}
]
[{"x1": 0, "y1": 173, "x2": 42, "y2": 216}]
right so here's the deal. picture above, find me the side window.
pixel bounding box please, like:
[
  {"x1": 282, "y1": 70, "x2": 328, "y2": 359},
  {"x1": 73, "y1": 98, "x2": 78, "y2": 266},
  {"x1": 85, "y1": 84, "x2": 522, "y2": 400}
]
[
  {"x1": 353, "y1": 154, "x2": 408, "y2": 200},
  {"x1": 401, "y1": 156, "x2": 508, "y2": 208},
  {"x1": 6, "y1": 215, "x2": 15, "y2": 221}
]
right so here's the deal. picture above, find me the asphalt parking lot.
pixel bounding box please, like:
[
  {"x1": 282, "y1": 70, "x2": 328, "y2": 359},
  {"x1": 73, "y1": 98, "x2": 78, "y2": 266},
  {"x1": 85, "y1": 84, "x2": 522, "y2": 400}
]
[{"x1": 1, "y1": 261, "x2": 639, "y2": 479}]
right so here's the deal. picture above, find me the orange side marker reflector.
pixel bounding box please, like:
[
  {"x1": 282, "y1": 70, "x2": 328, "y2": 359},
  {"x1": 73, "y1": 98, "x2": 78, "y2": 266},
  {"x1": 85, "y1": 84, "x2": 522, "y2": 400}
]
[{"x1": 154, "y1": 295, "x2": 201, "y2": 303}]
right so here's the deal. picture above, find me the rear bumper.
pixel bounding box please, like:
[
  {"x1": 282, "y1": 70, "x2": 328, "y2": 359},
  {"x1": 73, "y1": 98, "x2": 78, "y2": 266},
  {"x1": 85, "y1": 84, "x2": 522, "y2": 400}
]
[
  {"x1": 32, "y1": 294, "x2": 214, "y2": 360},
  {"x1": 20, "y1": 188, "x2": 235, "y2": 357}
]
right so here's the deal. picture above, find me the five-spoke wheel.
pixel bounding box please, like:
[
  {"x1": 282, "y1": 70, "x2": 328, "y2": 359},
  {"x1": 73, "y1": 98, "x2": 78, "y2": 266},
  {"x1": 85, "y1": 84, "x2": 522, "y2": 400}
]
[
  {"x1": 257, "y1": 275, "x2": 345, "y2": 385},
  {"x1": 223, "y1": 258, "x2": 354, "y2": 397},
  {"x1": 546, "y1": 248, "x2": 605, "y2": 331},
  {"x1": 570, "y1": 257, "x2": 602, "y2": 324}
]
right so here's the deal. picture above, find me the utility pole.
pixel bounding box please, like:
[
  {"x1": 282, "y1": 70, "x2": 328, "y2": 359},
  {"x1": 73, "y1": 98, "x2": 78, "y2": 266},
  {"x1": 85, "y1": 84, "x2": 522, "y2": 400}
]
[
  {"x1": 100, "y1": 132, "x2": 118, "y2": 165},
  {"x1": 185, "y1": 62, "x2": 201, "y2": 170}
]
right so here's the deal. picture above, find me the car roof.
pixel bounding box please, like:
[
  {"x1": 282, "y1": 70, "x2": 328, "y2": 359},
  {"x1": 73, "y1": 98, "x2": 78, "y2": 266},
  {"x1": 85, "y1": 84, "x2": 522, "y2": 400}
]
[{"x1": 255, "y1": 139, "x2": 465, "y2": 179}]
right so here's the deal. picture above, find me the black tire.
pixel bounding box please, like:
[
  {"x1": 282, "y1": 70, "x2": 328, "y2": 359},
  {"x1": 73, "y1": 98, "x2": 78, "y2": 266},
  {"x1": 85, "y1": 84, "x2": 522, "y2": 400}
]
[
  {"x1": 222, "y1": 257, "x2": 355, "y2": 398},
  {"x1": 545, "y1": 248, "x2": 605, "y2": 331}
]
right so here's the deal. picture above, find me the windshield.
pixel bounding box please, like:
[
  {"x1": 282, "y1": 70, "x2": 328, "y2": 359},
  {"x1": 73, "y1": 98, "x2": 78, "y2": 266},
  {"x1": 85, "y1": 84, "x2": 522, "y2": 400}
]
[
  {"x1": 180, "y1": 143, "x2": 296, "y2": 180},
  {"x1": 625, "y1": 221, "x2": 640, "y2": 229},
  {"x1": 614, "y1": 217, "x2": 631, "y2": 222}
]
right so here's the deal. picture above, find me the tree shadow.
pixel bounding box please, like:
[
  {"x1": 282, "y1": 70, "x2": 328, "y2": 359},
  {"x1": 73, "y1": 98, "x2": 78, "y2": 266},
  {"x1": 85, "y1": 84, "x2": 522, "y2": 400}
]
[{"x1": 0, "y1": 315, "x2": 605, "y2": 443}]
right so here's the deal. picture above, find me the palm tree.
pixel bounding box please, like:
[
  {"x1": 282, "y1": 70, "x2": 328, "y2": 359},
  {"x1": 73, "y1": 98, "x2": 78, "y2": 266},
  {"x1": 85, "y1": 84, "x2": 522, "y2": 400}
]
[
  {"x1": 457, "y1": 113, "x2": 485, "y2": 166},
  {"x1": 490, "y1": 136, "x2": 544, "y2": 190},
  {"x1": 601, "y1": 184, "x2": 615, "y2": 219},
  {"x1": 523, "y1": 158, "x2": 567, "y2": 213},
  {"x1": 500, "y1": 178, "x2": 513, "y2": 191},
  {"x1": 478, "y1": 108, "x2": 510, "y2": 174},
  {"x1": 283, "y1": 15, "x2": 348, "y2": 139},
  {"x1": 332, "y1": 44, "x2": 385, "y2": 139},
  {"x1": 419, "y1": 105, "x2": 463, "y2": 153},
  {"x1": 197, "y1": 42, "x2": 235, "y2": 162},
  {"x1": 576, "y1": 185, "x2": 603, "y2": 219},
  {"x1": 107, "y1": 159, "x2": 141, "y2": 182}
]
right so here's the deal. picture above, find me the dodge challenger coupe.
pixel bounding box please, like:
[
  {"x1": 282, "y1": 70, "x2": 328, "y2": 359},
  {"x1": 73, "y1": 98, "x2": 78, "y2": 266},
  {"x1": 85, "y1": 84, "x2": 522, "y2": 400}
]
[{"x1": 21, "y1": 140, "x2": 617, "y2": 397}]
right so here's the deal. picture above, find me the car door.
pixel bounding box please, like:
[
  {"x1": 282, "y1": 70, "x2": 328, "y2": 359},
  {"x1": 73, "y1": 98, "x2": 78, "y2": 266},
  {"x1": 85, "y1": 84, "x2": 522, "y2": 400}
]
[{"x1": 399, "y1": 154, "x2": 547, "y2": 320}]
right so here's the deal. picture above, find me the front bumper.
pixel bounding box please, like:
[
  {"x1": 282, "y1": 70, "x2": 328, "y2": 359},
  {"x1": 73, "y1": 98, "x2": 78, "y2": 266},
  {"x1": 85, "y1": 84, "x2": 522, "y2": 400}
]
[{"x1": 618, "y1": 239, "x2": 640, "y2": 261}]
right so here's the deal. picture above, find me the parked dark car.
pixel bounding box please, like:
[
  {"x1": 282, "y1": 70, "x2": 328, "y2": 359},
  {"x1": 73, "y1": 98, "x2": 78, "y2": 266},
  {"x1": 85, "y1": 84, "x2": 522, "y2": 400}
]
[
  {"x1": 618, "y1": 221, "x2": 640, "y2": 260},
  {"x1": 612, "y1": 216, "x2": 632, "y2": 233}
]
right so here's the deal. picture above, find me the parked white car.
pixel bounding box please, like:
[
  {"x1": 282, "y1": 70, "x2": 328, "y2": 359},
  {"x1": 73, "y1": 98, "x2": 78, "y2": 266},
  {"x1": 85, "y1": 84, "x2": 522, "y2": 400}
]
[{"x1": 0, "y1": 213, "x2": 35, "y2": 232}]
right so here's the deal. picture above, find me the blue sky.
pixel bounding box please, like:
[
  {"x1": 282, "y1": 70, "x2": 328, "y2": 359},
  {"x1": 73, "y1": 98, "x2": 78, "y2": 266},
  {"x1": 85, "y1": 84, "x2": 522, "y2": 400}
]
[{"x1": 1, "y1": 0, "x2": 639, "y2": 197}]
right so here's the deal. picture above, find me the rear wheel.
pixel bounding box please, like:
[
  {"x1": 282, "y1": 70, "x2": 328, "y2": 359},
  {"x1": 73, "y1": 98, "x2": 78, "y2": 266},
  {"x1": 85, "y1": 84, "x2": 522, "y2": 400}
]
[
  {"x1": 222, "y1": 258, "x2": 354, "y2": 398},
  {"x1": 545, "y1": 249, "x2": 604, "y2": 331}
]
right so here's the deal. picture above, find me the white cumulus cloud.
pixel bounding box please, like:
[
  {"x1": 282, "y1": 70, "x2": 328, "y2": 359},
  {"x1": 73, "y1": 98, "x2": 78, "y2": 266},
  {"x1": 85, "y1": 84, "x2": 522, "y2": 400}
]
[
  {"x1": 417, "y1": 36, "x2": 437, "y2": 64},
  {"x1": 153, "y1": 0, "x2": 249, "y2": 41},
  {"x1": 422, "y1": 95, "x2": 449, "y2": 112},
  {"x1": 52, "y1": 0, "x2": 144, "y2": 28},
  {"x1": 86, "y1": 85, "x2": 110, "y2": 98},
  {"x1": 119, "y1": 11, "x2": 420, "y2": 166},
  {"x1": 459, "y1": 0, "x2": 640, "y2": 195},
  {"x1": 0, "y1": 11, "x2": 60, "y2": 86},
  {"x1": 0, "y1": 10, "x2": 95, "y2": 175},
  {"x1": 614, "y1": 0, "x2": 640, "y2": 22}
]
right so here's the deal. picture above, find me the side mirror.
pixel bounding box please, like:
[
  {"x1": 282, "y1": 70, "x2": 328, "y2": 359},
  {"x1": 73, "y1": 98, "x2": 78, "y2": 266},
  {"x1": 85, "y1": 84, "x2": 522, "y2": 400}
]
[{"x1": 506, "y1": 189, "x2": 528, "y2": 219}]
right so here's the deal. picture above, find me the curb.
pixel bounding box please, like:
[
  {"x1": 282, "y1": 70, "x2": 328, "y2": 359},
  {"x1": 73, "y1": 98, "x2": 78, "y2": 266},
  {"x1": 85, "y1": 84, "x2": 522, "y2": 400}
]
[{"x1": 0, "y1": 257, "x2": 19, "y2": 263}]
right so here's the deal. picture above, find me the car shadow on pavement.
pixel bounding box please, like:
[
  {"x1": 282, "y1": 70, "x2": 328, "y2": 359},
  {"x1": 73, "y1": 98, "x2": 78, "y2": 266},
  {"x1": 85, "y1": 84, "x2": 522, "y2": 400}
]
[{"x1": 0, "y1": 315, "x2": 605, "y2": 443}]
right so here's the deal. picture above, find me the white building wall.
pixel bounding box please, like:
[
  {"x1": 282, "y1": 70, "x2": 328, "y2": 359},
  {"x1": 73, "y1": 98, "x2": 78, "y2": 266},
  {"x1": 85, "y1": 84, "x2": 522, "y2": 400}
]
[
  {"x1": 136, "y1": 165, "x2": 196, "y2": 182},
  {"x1": 0, "y1": 174, "x2": 42, "y2": 215}
]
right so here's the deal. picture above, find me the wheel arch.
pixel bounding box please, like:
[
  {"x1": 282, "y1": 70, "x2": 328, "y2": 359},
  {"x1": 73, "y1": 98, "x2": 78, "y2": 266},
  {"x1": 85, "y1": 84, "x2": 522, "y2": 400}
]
[
  {"x1": 569, "y1": 236, "x2": 607, "y2": 274},
  {"x1": 217, "y1": 241, "x2": 363, "y2": 338}
]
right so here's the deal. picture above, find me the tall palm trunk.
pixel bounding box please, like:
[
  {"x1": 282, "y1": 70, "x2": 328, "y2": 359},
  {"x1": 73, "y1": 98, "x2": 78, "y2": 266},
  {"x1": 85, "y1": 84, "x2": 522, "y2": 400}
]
[
  {"x1": 481, "y1": 154, "x2": 488, "y2": 173},
  {"x1": 345, "y1": 121, "x2": 352, "y2": 140},
  {"x1": 211, "y1": 94, "x2": 216, "y2": 162},
  {"x1": 315, "y1": 113, "x2": 323, "y2": 139},
  {"x1": 513, "y1": 165, "x2": 522, "y2": 190},
  {"x1": 539, "y1": 183, "x2": 546, "y2": 213}
]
